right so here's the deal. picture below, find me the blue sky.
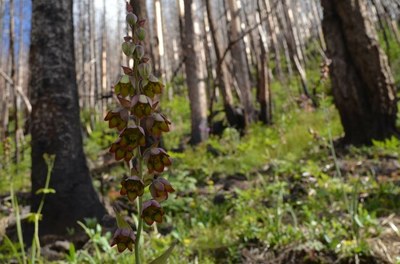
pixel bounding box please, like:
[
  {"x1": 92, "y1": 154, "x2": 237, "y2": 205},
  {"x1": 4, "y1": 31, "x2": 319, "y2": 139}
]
[
  {"x1": 1, "y1": 0, "x2": 32, "y2": 63},
  {"x1": 0, "y1": 0, "x2": 122, "y2": 65}
]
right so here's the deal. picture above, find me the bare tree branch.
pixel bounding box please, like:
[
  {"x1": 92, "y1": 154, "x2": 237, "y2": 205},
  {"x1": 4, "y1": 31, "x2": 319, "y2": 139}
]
[
  {"x1": 0, "y1": 69, "x2": 32, "y2": 113},
  {"x1": 217, "y1": 0, "x2": 280, "y2": 69}
]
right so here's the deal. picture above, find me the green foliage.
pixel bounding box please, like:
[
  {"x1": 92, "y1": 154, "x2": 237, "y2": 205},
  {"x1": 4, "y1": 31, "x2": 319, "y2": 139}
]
[
  {"x1": 0, "y1": 136, "x2": 31, "y2": 194},
  {"x1": 3, "y1": 29, "x2": 400, "y2": 263},
  {"x1": 162, "y1": 94, "x2": 191, "y2": 150}
]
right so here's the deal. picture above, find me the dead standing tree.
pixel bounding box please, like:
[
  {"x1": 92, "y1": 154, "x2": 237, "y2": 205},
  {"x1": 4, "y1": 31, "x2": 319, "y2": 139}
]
[
  {"x1": 29, "y1": 0, "x2": 105, "y2": 236},
  {"x1": 321, "y1": 0, "x2": 398, "y2": 145}
]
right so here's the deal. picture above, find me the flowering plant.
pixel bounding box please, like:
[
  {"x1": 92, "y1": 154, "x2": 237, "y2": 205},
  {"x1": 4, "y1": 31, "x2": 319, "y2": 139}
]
[{"x1": 106, "y1": 2, "x2": 175, "y2": 263}]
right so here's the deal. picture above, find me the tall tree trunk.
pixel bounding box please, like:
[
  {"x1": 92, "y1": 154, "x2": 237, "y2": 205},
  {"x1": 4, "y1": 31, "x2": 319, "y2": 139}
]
[
  {"x1": 264, "y1": 0, "x2": 283, "y2": 82},
  {"x1": 256, "y1": 0, "x2": 272, "y2": 124},
  {"x1": 183, "y1": 0, "x2": 208, "y2": 144},
  {"x1": 205, "y1": 0, "x2": 238, "y2": 128},
  {"x1": 9, "y1": 0, "x2": 20, "y2": 163},
  {"x1": 151, "y1": 0, "x2": 161, "y2": 76},
  {"x1": 89, "y1": 0, "x2": 98, "y2": 126},
  {"x1": 311, "y1": 0, "x2": 326, "y2": 50},
  {"x1": 321, "y1": 0, "x2": 398, "y2": 145},
  {"x1": 280, "y1": 0, "x2": 310, "y2": 98},
  {"x1": 276, "y1": 2, "x2": 293, "y2": 77},
  {"x1": 206, "y1": 0, "x2": 239, "y2": 127},
  {"x1": 227, "y1": 0, "x2": 255, "y2": 126},
  {"x1": 29, "y1": 0, "x2": 105, "y2": 236},
  {"x1": 100, "y1": 0, "x2": 108, "y2": 113}
]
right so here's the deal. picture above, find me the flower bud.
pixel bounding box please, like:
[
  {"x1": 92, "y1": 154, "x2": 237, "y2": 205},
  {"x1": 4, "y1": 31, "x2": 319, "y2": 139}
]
[
  {"x1": 122, "y1": 42, "x2": 136, "y2": 57},
  {"x1": 126, "y1": 12, "x2": 137, "y2": 27},
  {"x1": 137, "y1": 27, "x2": 146, "y2": 41},
  {"x1": 138, "y1": 63, "x2": 152, "y2": 79},
  {"x1": 135, "y1": 45, "x2": 145, "y2": 60}
]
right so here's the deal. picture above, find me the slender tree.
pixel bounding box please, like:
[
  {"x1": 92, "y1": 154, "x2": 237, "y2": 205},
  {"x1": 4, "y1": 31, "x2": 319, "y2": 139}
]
[
  {"x1": 205, "y1": 0, "x2": 238, "y2": 128},
  {"x1": 29, "y1": 0, "x2": 105, "y2": 235},
  {"x1": 227, "y1": 0, "x2": 255, "y2": 126},
  {"x1": 321, "y1": 0, "x2": 398, "y2": 145},
  {"x1": 9, "y1": 0, "x2": 20, "y2": 163},
  {"x1": 183, "y1": 0, "x2": 208, "y2": 144}
]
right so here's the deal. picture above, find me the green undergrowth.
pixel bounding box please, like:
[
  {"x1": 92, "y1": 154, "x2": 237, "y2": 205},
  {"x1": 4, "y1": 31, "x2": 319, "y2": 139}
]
[{"x1": 3, "y1": 46, "x2": 400, "y2": 262}]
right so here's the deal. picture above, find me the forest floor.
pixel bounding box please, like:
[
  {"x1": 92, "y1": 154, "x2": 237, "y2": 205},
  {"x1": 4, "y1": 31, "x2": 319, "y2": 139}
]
[{"x1": 1, "y1": 96, "x2": 400, "y2": 263}]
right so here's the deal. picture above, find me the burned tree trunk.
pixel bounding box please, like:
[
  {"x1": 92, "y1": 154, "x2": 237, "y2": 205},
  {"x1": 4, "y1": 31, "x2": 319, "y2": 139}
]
[
  {"x1": 205, "y1": 0, "x2": 238, "y2": 128},
  {"x1": 183, "y1": 0, "x2": 209, "y2": 144},
  {"x1": 29, "y1": 0, "x2": 105, "y2": 236},
  {"x1": 227, "y1": 0, "x2": 255, "y2": 126},
  {"x1": 321, "y1": 0, "x2": 398, "y2": 145}
]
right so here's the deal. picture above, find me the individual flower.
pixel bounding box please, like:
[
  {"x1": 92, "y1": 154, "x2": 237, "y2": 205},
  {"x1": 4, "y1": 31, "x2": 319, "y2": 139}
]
[
  {"x1": 144, "y1": 148, "x2": 172, "y2": 174},
  {"x1": 119, "y1": 125, "x2": 146, "y2": 150},
  {"x1": 104, "y1": 108, "x2": 128, "y2": 131},
  {"x1": 111, "y1": 228, "x2": 136, "y2": 253},
  {"x1": 142, "y1": 76, "x2": 163, "y2": 98},
  {"x1": 141, "y1": 200, "x2": 164, "y2": 225},
  {"x1": 146, "y1": 113, "x2": 171, "y2": 137},
  {"x1": 131, "y1": 94, "x2": 153, "y2": 119},
  {"x1": 149, "y1": 177, "x2": 175, "y2": 202},
  {"x1": 109, "y1": 138, "x2": 134, "y2": 162},
  {"x1": 114, "y1": 75, "x2": 135, "y2": 97},
  {"x1": 120, "y1": 176, "x2": 145, "y2": 202}
]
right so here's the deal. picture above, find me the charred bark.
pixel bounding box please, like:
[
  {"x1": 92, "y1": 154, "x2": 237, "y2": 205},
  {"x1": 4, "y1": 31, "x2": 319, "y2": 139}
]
[
  {"x1": 183, "y1": 0, "x2": 209, "y2": 144},
  {"x1": 321, "y1": 0, "x2": 398, "y2": 145},
  {"x1": 29, "y1": 0, "x2": 105, "y2": 236}
]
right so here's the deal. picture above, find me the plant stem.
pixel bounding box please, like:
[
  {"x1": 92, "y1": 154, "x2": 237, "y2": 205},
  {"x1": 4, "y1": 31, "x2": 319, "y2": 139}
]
[
  {"x1": 32, "y1": 155, "x2": 55, "y2": 262},
  {"x1": 135, "y1": 146, "x2": 144, "y2": 264},
  {"x1": 6, "y1": 138, "x2": 26, "y2": 264},
  {"x1": 135, "y1": 195, "x2": 143, "y2": 264},
  {"x1": 10, "y1": 175, "x2": 26, "y2": 264}
]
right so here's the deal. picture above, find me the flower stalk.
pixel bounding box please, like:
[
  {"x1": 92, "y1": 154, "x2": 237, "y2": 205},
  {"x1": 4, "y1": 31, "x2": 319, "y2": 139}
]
[{"x1": 106, "y1": 2, "x2": 174, "y2": 263}]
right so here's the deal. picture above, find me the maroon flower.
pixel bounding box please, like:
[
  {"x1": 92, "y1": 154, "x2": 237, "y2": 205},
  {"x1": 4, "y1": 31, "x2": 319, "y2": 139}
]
[
  {"x1": 142, "y1": 79, "x2": 163, "y2": 98},
  {"x1": 149, "y1": 177, "x2": 175, "y2": 202},
  {"x1": 131, "y1": 94, "x2": 153, "y2": 119},
  {"x1": 120, "y1": 176, "x2": 145, "y2": 202},
  {"x1": 111, "y1": 228, "x2": 136, "y2": 253},
  {"x1": 146, "y1": 113, "x2": 171, "y2": 137},
  {"x1": 119, "y1": 125, "x2": 146, "y2": 150},
  {"x1": 144, "y1": 148, "x2": 172, "y2": 174},
  {"x1": 141, "y1": 200, "x2": 164, "y2": 225},
  {"x1": 114, "y1": 75, "x2": 135, "y2": 97},
  {"x1": 104, "y1": 109, "x2": 128, "y2": 131},
  {"x1": 109, "y1": 125, "x2": 146, "y2": 162},
  {"x1": 109, "y1": 138, "x2": 134, "y2": 162}
]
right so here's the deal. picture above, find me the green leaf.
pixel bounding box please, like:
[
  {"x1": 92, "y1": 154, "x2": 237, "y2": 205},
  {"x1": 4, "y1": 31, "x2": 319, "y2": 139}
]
[
  {"x1": 149, "y1": 241, "x2": 177, "y2": 264},
  {"x1": 114, "y1": 208, "x2": 133, "y2": 230},
  {"x1": 26, "y1": 212, "x2": 42, "y2": 223},
  {"x1": 35, "y1": 188, "x2": 56, "y2": 195},
  {"x1": 354, "y1": 214, "x2": 364, "y2": 228}
]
